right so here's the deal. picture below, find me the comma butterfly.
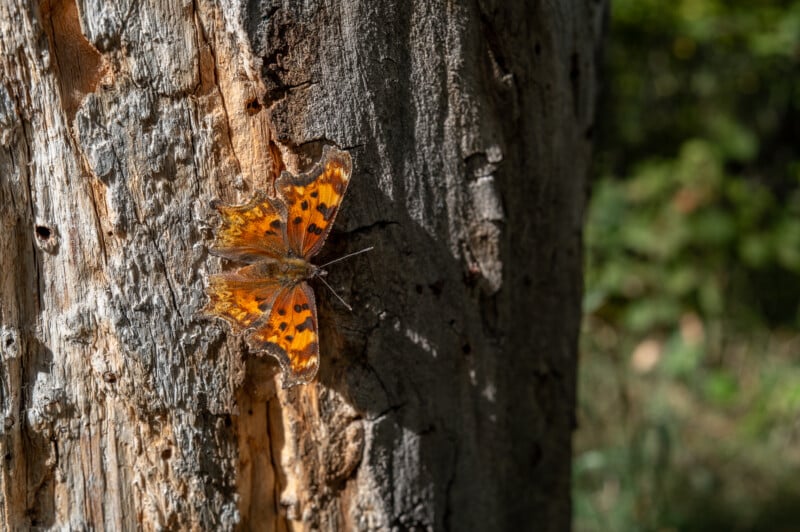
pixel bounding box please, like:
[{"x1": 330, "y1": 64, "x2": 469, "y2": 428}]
[{"x1": 203, "y1": 146, "x2": 354, "y2": 387}]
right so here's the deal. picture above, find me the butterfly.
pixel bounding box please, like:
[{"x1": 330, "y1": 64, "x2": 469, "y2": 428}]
[{"x1": 203, "y1": 146, "x2": 353, "y2": 387}]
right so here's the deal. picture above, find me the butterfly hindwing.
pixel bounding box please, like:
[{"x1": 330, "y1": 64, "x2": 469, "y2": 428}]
[
  {"x1": 277, "y1": 146, "x2": 352, "y2": 259},
  {"x1": 209, "y1": 192, "x2": 288, "y2": 262},
  {"x1": 203, "y1": 262, "x2": 283, "y2": 331},
  {"x1": 247, "y1": 282, "x2": 319, "y2": 386}
]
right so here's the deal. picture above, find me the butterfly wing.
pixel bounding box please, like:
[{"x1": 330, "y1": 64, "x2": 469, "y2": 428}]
[
  {"x1": 247, "y1": 281, "x2": 319, "y2": 386},
  {"x1": 277, "y1": 146, "x2": 352, "y2": 259},
  {"x1": 203, "y1": 262, "x2": 283, "y2": 330},
  {"x1": 209, "y1": 192, "x2": 288, "y2": 262}
]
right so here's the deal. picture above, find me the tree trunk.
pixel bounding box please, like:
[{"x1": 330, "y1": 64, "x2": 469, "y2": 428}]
[{"x1": 0, "y1": 0, "x2": 604, "y2": 530}]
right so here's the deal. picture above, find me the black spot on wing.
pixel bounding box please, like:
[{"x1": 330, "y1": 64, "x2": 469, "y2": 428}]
[
  {"x1": 315, "y1": 203, "x2": 337, "y2": 220},
  {"x1": 270, "y1": 219, "x2": 282, "y2": 229},
  {"x1": 295, "y1": 317, "x2": 314, "y2": 333}
]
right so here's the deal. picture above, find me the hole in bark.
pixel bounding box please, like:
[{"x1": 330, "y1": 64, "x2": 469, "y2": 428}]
[
  {"x1": 462, "y1": 342, "x2": 472, "y2": 354},
  {"x1": 5, "y1": 337, "x2": 13, "y2": 347},
  {"x1": 35, "y1": 226, "x2": 51, "y2": 239},
  {"x1": 4, "y1": 453, "x2": 10, "y2": 461},
  {"x1": 224, "y1": 415, "x2": 232, "y2": 427},
  {"x1": 531, "y1": 443, "x2": 543, "y2": 466},
  {"x1": 102, "y1": 371, "x2": 117, "y2": 384},
  {"x1": 464, "y1": 264, "x2": 481, "y2": 286},
  {"x1": 245, "y1": 97, "x2": 262, "y2": 115},
  {"x1": 429, "y1": 279, "x2": 444, "y2": 296},
  {"x1": 570, "y1": 52, "x2": 580, "y2": 84},
  {"x1": 161, "y1": 448, "x2": 172, "y2": 460}
]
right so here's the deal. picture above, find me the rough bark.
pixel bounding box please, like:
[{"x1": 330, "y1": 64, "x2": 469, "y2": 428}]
[{"x1": 0, "y1": 0, "x2": 604, "y2": 530}]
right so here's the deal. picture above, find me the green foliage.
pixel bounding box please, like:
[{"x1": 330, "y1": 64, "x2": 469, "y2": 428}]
[
  {"x1": 576, "y1": 0, "x2": 800, "y2": 530},
  {"x1": 587, "y1": 138, "x2": 800, "y2": 332}
]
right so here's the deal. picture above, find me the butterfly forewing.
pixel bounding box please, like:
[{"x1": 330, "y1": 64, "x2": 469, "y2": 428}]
[
  {"x1": 209, "y1": 192, "x2": 288, "y2": 262},
  {"x1": 247, "y1": 282, "x2": 320, "y2": 385},
  {"x1": 277, "y1": 146, "x2": 352, "y2": 259}
]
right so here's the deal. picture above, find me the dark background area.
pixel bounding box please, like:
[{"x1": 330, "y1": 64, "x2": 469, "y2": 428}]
[{"x1": 575, "y1": 1, "x2": 800, "y2": 530}]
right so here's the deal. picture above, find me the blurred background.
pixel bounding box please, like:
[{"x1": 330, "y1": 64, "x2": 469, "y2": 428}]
[{"x1": 574, "y1": 1, "x2": 800, "y2": 530}]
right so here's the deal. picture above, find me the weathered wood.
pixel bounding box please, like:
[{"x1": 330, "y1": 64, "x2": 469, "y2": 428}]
[{"x1": 0, "y1": 0, "x2": 605, "y2": 529}]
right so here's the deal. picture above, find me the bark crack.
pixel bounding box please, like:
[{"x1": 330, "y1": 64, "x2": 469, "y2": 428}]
[
  {"x1": 264, "y1": 398, "x2": 285, "y2": 530},
  {"x1": 371, "y1": 401, "x2": 407, "y2": 422},
  {"x1": 265, "y1": 80, "x2": 317, "y2": 104},
  {"x1": 343, "y1": 219, "x2": 399, "y2": 236},
  {"x1": 20, "y1": 121, "x2": 41, "y2": 315},
  {"x1": 191, "y1": 0, "x2": 243, "y2": 178},
  {"x1": 149, "y1": 231, "x2": 183, "y2": 321},
  {"x1": 340, "y1": 143, "x2": 365, "y2": 151},
  {"x1": 86, "y1": 184, "x2": 108, "y2": 265}
]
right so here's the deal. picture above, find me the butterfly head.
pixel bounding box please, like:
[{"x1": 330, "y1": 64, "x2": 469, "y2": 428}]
[{"x1": 310, "y1": 265, "x2": 328, "y2": 279}]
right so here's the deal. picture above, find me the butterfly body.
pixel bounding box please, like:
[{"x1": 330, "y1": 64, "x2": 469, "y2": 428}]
[
  {"x1": 203, "y1": 146, "x2": 352, "y2": 387},
  {"x1": 260, "y1": 256, "x2": 321, "y2": 285}
]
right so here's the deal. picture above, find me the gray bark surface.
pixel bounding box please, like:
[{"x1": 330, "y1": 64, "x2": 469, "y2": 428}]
[{"x1": 0, "y1": 0, "x2": 605, "y2": 530}]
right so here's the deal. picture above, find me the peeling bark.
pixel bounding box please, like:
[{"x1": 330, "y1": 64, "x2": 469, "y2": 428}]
[{"x1": 0, "y1": 0, "x2": 605, "y2": 530}]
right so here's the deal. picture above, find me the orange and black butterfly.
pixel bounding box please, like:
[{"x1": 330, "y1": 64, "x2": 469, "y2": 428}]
[{"x1": 203, "y1": 146, "x2": 353, "y2": 386}]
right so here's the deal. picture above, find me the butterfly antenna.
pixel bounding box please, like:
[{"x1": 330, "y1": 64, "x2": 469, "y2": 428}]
[
  {"x1": 318, "y1": 246, "x2": 374, "y2": 269},
  {"x1": 316, "y1": 274, "x2": 353, "y2": 311}
]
